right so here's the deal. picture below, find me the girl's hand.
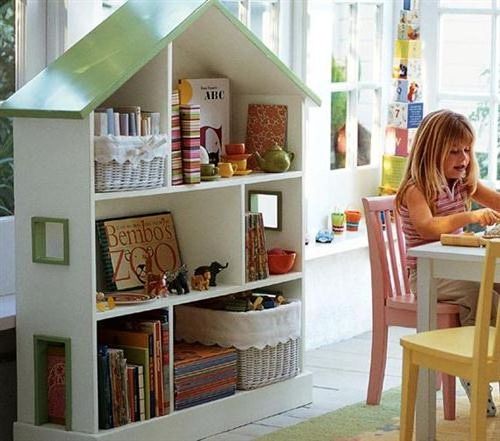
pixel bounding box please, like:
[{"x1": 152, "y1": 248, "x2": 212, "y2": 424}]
[{"x1": 470, "y1": 208, "x2": 500, "y2": 226}]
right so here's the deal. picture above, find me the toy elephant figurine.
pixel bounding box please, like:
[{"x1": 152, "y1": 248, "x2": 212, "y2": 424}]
[{"x1": 194, "y1": 261, "x2": 228, "y2": 287}]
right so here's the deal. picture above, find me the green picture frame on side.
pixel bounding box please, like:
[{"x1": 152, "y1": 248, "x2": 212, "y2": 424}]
[
  {"x1": 33, "y1": 335, "x2": 72, "y2": 430},
  {"x1": 31, "y1": 217, "x2": 69, "y2": 265}
]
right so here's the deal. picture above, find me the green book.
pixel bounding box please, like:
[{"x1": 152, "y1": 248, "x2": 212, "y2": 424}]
[{"x1": 115, "y1": 346, "x2": 150, "y2": 420}]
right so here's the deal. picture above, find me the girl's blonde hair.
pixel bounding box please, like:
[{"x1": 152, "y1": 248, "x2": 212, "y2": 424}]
[{"x1": 395, "y1": 109, "x2": 478, "y2": 213}]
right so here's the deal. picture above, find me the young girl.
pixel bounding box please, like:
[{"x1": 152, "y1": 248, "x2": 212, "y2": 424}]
[{"x1": 395, "y1": 109, "x2": 500, "y2": 416}]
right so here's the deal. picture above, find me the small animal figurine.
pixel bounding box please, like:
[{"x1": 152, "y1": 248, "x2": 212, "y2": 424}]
[
  {"x1": 165, "y1": 264, "x2": 190, "y2": 295},
  {"x1": 191, "y1": 271, "x2": 210, "y2": 291},
  {"x1": 194, "y1": 261, "x2": 228, "y2": 287},
  {"x1": 143, "y1": 253, "x2": 168, "y2": 297}
]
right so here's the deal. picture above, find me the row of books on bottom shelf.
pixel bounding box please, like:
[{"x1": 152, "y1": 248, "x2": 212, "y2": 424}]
[
  {"x1": 97, "y1": 310, "x2": 169, "y2": 429},
  {"x1": 97, "y1": 310, "x2": 237, "y2": 429}
]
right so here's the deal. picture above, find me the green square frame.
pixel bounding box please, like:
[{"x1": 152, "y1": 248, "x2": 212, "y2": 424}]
[
  {"x1": 33, "y1": 335, "x2": 72, "y2": 430},
  {"x1": 31, "y1": 217, "x2": 69, "y2": 265}
]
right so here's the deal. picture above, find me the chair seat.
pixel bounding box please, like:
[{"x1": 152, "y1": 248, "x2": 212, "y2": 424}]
[
  {"x1": 401, "y1": 326, "x2": 497, "y2": 365},
  {"x1": 387, "y1": 295, "x2": 461, "y2": 314}
]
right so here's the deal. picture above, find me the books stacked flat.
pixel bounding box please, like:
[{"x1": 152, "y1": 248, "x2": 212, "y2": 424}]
[
  {"x1": 245, "y1": 212, "x2": 269, "y2": 282},
  {"x1": 180, "y1": 104, "x2": 201, "y2": 184},
  {"x1": 171, "y1": 90, "x2": 183, "y2": 185},
  {"x1": 174, "y1": 342, "x2": 237, "y2": 410}
]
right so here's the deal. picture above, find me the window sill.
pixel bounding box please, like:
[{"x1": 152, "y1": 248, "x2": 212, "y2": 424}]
[
  {"x1": 0, "y1": 294, "x2": 15, "y2": 331},
  {"x1": 305, "y1": 226, "x2": 368, "y2": 261}
]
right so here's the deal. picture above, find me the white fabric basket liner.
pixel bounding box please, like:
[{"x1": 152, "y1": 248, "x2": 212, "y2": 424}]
[
  {"x1": 94, "y1": 134, "x2": 168, "y2": 165},
  {"x1": 175, "y1": 301, "x2": 301, "y2": 350}
]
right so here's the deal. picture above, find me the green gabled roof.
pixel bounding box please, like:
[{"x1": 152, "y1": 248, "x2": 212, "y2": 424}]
[{"x1": 0, "y1": 0, "x2": 320, "y2": 119}]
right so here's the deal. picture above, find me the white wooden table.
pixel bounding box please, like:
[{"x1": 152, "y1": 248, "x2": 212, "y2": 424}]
[{"x1": 408, "y1": 241, "x2": 498, "y2": 440}]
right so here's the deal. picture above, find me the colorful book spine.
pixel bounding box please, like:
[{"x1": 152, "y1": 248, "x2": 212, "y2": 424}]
[
  {"x1": 171, "y1": 89, "x2": 183, "y2": 185},
  {"x1": 180, "y1": 104, "x2": 201, "y2": 184}
]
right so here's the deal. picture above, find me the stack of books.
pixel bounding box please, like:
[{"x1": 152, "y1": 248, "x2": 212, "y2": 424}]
[
  {"x1": 171, "y1": 90, "x2": 183, "y2": 185},
  {"x1": 174, "y1": 342, "x2": 237, "y2": 410},
  {"x1": 245, "y1": 212, "x2": 269, "y2": 282},
  {"x1": 180, "y1": 104, "x2": 201, "y2": 184},
  {"x1": 382, "y1": 0, "x2": 422, "y2": 195}
]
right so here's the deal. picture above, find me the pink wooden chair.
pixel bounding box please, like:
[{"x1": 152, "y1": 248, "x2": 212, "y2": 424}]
[{"x1": 362, "y1": 195, "x2": 461, "y2": 420}]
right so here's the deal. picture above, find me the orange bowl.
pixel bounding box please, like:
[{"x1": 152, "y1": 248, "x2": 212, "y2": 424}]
[
  {"x1": 267, "y1": 250, "x2": 296, "y2": 274},
  {"x1": 225, "y1": 143, "x2": 245, "y2": 155}
]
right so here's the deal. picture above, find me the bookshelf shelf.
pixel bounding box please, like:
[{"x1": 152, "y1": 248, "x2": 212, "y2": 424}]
[
  {"x1": 94, "y1": 171, "x2": 303, "y2": 201},
  {"x1": 0, "y1": 1, "x2": 318, "y2": 440},
  {"x1": 96, "y1": 272, "x2": 302, "y2": 321}
]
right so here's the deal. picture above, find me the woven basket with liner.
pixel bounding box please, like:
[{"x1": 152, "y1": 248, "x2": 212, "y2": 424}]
[
  {"x1": 94, "y1": 134, "x2": 168, "y2": 192},
  {"x1": 175, "y1": 301, "x2": 301, "y2": 390}
]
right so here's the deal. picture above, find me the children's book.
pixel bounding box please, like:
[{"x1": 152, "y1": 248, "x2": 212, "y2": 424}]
[
  {"x1": 245, "y1": 104, "x2": 288, "y2": 170},
  {"x1": 178, "y1": 78, "x2": 230, "y2": 158},
  {"x1": 47, "y1": 345, "x2": 66, "y2": 426},
  {"x1": 96, "y1": 212, "x2": 181, "y2": 291}
]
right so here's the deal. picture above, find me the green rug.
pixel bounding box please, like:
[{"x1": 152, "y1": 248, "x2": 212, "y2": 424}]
[{"x1": 257, "y1": 388, "x2": 500, "y2": 441}]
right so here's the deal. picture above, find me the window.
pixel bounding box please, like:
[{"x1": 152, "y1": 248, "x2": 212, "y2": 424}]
[
  {"x1": 0, "y1": 0, "x2": 14, "y2": 216},
  {"x1": 331, "y1": 1, "x2": 383, "y2": 170},
  {"x1": 428, "y1": 1, "x2": 500, "y2": 184},
  {"x1": 221, "y1": 0, "x2": 279, "y2": 53}
]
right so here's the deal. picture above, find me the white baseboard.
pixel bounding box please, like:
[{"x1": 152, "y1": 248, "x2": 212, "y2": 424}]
[{"x1": 0, "y1": 216, "x2": 15, "y2": 296}]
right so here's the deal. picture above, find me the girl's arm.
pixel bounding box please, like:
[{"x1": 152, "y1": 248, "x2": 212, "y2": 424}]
[
  {"x1": 405, "y1": 185, "x2": 500, "y2": 240},
  {"x1": 472, "y1": 181, "x2": 500, "y2": 210}
]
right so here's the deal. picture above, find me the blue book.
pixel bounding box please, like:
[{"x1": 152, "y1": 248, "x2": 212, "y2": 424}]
[
  {"x1": 105, "y1": 108, "x2": 114, "y2": 135},
  {"x1": 129, "y1": 112, "x2": 137, "y2": 136},
  {"x1": 119, "y1": 113, "x2": 129, "y2": 136}
]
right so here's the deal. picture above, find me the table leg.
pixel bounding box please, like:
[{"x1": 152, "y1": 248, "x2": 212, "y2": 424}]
[{"x1": 416, "y1": 257, "x2": 437, "y2": 441}]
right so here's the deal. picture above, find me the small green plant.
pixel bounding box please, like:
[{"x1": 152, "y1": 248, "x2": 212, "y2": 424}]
[{"x1": 0, "y1": 0, "x2": 15, "y2": 216}]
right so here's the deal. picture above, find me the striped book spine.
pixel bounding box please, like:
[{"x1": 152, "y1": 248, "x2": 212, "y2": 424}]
[{"x1": 180, "y1": 104, "x2": 201, "y2": 184}]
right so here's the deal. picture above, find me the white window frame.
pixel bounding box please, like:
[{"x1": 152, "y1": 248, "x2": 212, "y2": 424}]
[
  {"x1": 422, "y1": 2, "x2": 499, "y2": 187},
  {"x1": 330, "y1": 0, "x2": 386, "y2": 171}
]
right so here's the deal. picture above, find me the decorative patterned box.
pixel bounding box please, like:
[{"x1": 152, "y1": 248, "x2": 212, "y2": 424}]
[
  {"x1": 94, "y1": 134, "x2": 168, "y2": 192},
  {"x1": 175, "y1": 301, "x2": 301, "y2": 390}
]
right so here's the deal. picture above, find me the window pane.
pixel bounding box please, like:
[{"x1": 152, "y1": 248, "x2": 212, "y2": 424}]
[
  {"x1": 332, "y1": 4, "x2": 350, "y2": 83},
  {"x1": 439, "y1": 14, "x2": 491, "y2": 93},
  {"x1": 221, "y1": 0, "x2": 241, "y2": 17},
  {"x1": 440, "y1": 100, "x2": 491, "y2": 179},
  {"x1": 357, "y1": 90, "x2": 375, "y2": 166},
  {"x1": 331, "y1": 92, "x2": 348, "y2": 170},
  {"x1": 249, "y1": 1, "x2": 278, "y2": 52},
  {"x1": 358, "y1": 4, "x2": 379, "y2": 82},
  {"x1": 440, "y1": 0, "x2": 492, "y2": 8},
  {"x1": 0, "y1": 0, "x2": 14, "y2": 216}
]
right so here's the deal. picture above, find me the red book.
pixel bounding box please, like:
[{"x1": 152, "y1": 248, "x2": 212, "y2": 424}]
[{"x1": 47, "y1": 346, "x2": 65, "y2": 426}]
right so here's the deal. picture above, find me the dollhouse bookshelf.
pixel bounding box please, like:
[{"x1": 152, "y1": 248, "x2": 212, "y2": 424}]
[{"x1": 0, "y1": 1, "x2": 320, "y2": 440}]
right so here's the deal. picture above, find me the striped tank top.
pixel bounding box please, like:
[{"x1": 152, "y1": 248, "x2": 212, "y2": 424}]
[{"x1": 399, "y1": 180, "x2": 468, "y2": 270}]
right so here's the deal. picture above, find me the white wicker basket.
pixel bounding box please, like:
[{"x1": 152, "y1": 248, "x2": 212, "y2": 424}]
[
  {"x1": 175, "y1": 301, "x2": 301, "y2": 390},
  {"x1": 237, "y1": 338, "x2": 300, "y2": 390},
  {"x1": 94, "y1": 134, "x2": 168, "y2": 192}
]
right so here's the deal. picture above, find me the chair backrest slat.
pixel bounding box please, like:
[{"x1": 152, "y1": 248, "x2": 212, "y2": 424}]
[{"x1": 362, "y1": 196, "x2": 410, "y2": 302}]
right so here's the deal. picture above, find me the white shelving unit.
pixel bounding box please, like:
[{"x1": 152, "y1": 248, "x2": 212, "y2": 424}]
[{"x1": 0, "y1": 2, "x2": 320, "y2": 440}]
